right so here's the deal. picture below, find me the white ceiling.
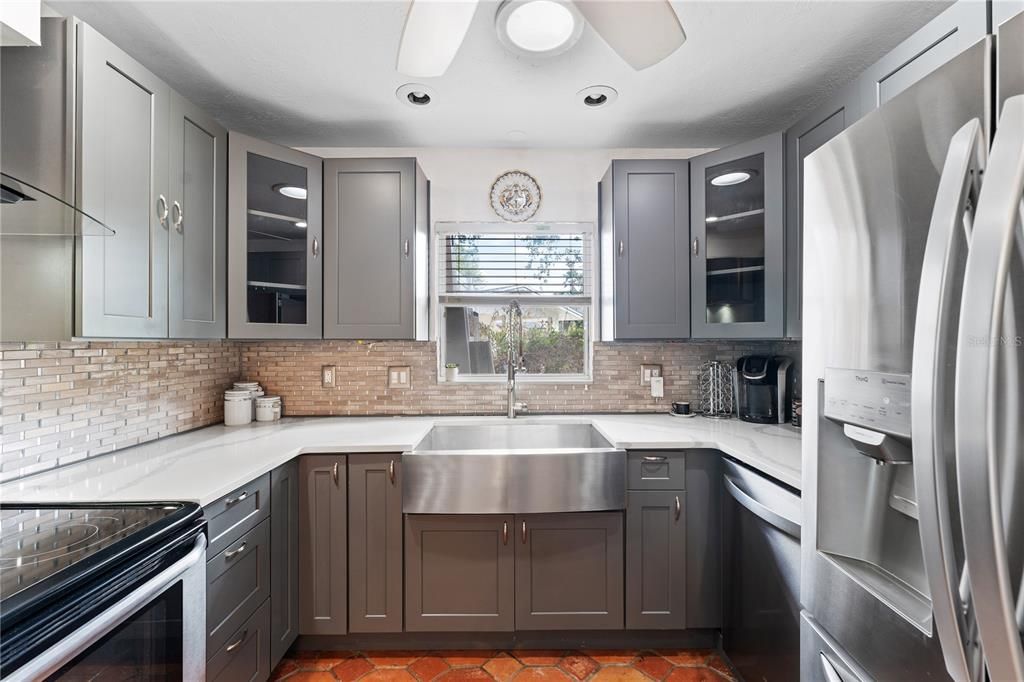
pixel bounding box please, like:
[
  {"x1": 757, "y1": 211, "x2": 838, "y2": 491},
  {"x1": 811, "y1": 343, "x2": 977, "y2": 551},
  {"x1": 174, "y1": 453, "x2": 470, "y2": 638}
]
[{"x1": 51, "y1": 0, "x2": 952, "y2": 149}]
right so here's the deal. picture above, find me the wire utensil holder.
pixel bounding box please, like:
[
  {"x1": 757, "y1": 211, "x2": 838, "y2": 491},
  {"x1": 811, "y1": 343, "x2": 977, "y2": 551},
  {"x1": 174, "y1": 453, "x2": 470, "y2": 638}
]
[{"x1": 698, "y1": 361, "x2": 736, "y2": 418}]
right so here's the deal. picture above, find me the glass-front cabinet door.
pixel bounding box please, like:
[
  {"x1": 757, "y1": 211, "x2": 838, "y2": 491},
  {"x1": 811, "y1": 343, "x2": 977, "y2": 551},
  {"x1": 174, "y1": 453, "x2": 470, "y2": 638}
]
[
  {"x1": 228, "y1": 132, "x2": 322, "y2": 338},
  {"x1": 690, "y1": 132, "x2": 785, "y2": 338}
]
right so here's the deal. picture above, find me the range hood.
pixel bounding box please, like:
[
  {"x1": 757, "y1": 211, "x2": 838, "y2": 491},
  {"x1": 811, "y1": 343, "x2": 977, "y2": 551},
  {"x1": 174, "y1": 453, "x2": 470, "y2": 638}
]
[{"x1": 0, "y1": 173, "x2": 113, "y2": 237}]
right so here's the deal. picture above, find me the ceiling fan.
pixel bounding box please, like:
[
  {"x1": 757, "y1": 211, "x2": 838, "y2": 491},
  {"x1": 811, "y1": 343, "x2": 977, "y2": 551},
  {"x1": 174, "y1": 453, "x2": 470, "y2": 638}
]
[{"x1": 397, "y1": 0, "x2": 687, "y2": 77}]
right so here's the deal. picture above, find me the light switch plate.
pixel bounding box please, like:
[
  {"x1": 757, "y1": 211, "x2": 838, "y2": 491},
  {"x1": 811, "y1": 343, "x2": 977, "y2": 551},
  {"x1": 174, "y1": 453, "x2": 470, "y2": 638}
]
[
  {"x1": 388, "y1": 366, "x2": 412, "y2": 389},
  {"x1": 640, "y1": 364, "x2": 662, "y2": 385},
  {"x1": 321, "y1": 365, "x2": 336, "y2": 388}
]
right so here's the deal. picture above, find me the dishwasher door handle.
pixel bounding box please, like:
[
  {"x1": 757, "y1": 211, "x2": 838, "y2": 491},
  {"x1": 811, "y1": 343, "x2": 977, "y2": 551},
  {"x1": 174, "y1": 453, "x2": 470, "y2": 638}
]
[{"x1": 724, "y1": 475, "x2": 801, "y2": 539}]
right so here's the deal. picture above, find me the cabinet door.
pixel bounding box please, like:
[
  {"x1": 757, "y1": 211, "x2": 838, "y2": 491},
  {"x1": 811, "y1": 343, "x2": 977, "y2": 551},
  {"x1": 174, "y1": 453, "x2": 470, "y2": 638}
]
[
  {"x1": 270, "y1": 460, "x2": 299, "y2": 665},
  {"x1": 228, "y1": 131, "x2": 322, "y2": 339},
  {"x1": 997, "y1": 6, "x2": 1024, "y2": 115},
  {"x1": 298, "y1": 455, "x2": 347, "y2": 634},
  {"x1": 610, "y1": 160, "x2": 690, "y2": 339},
  {"x1": 405, "y1": 515, "x2": 515, "y2": 632},
  {"x1": 626, "y1": 491, "x2": 686, "y2": 630},
  {"x1": 76, "y1": 22, "x2": 169, "y2": 338},
  {"x1": 690, "y1": 132, "x2": 784, "y2": 339},
  {"x1": 514, "y1": 512, "x2": 624, "y2": 630},
  {"x1": 324, "y1": 158, "x2": 418, "y2": 339},
  {"x1": 169, "y1": 93, "x2": 226, "y2": 338},
  {"x1": 783, "y1": 86, "x2": 862, "y2": 339},
  {"x1": 858, "y1": 0, "x2": 987, "y2": 109},
  {"x1": 348, "y1": 454, "x2": 403, "y2": 633}
]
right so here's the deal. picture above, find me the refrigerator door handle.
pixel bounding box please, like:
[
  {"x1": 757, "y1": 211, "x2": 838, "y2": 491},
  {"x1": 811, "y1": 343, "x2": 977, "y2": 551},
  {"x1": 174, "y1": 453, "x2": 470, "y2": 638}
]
[
  {"x1": 911, "y1": 117, "x2": 986, "y2": 682},
  {"x1": 955, "y1": 94, "x2": 1024, "y2": 682}
]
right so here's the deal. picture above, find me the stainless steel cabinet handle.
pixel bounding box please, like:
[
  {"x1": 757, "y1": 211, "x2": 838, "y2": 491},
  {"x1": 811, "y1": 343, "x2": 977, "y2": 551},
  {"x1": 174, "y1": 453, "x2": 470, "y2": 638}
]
[
  {"x1": 675, "y1": 495, "x2": 681, "y2": 521},
  {"x1": 502, "y1": 521, "x2": 509, "y2": 545},
  {"x1": 312, "y1": 236, "x2": 319, "y2": 258},
  {"x1": 171, "y1": 200, "x2": 183, "y2": 233},
  {"x1": 225, "y1": 630, "x2": 247, "y2": 653},
  {"x1": 404, "y1": 239, "x2": 410, "y2": 256},
  {"x1": 224, "y1": 491, "x2": 248, "y2": 507},
  {"x1": 692, "y1": 237, "x2": 699, "y2": 255},
  {"x1": 643, "y1": 455, "x2": 666, "y2": 462},
  {"x1": 156, "y1": 194, "x2": 169, "y2": 227},
  {"x1": 618, "y1": 240, "x2": 624, "y2": 256},
  {"x1": 332, "y1": 461, "x2": 339, "y2": 485},
  {"x1": 521, "y1": 520, "x2": 527, "y2": 544},
  {"x1": 389, "y1": 459, "x2": 396, "y2": 485},
  {"x1": 225, "y1": 542, "x2": 247, "y2": 559}
]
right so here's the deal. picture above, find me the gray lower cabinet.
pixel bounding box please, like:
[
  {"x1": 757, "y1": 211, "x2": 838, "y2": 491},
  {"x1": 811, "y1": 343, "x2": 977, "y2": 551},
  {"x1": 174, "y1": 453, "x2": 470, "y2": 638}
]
[
  {"x1": 689, "y1": 132, "x2": 785, "y2": 339},
  {"x1": 515, "y1": 512, "x2": 624, "y2": 631},
  {"x1": 323, "y1": 158, "x2": 428, "y2": 340},
  {"x1": 625, "y1": 491, "x2": 686, "y2": 630},
  {"x1": 298, "y1": 455, "x2": 348, "y2": 634},
  {"x1": 205, "y1": 474, "x2": 270, "y2": 558},
  {"x1": 207, "y1": 518, "x2": 271, "y2": 654},
  {"x1": 684, "y1": 451, "x2": 723, "y2": 628},
  {"x1": 405, "y1": 514, "x2": 515, "y2": 632},
  {"x1": 270, "y1": 461, "x2": 299, "y2": 666},
  {"x1": 349, "y1": 454, "x2": 404, "y2": 632},
  {"x1": 168, "y1": 92, "x2": 227, "y2": 338},
  {"x1": 76, "y1": 21, "x2": 170, "y2": 338},
  {"x1": 600, "y1": 160, "x2": 690, "y2": 340},
  {"x1": 207, "y1": 598, "x2": 271, "y2": 682}
]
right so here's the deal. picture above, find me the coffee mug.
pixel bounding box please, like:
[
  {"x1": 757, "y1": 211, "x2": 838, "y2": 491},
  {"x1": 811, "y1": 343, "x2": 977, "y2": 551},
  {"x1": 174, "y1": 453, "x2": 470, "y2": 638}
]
[{"x1": 671, "y1": 401, "x2": 691, "y2": 415}]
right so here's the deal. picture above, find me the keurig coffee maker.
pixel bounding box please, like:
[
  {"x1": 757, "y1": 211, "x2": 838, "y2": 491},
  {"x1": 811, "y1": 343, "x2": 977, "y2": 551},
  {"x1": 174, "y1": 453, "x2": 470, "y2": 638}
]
[{"x1": 735, "y1": 355, "x2": 794, "y2": 423}]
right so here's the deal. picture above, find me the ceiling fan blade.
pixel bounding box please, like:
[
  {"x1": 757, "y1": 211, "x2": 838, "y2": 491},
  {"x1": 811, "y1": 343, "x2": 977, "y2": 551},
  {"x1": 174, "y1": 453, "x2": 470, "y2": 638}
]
[
  {"x1": 397, "y1": 0, "x2": 480, "y2": 78},
  {"x1": 574, "y1": 0, "x2": 686, "y2": 70}
]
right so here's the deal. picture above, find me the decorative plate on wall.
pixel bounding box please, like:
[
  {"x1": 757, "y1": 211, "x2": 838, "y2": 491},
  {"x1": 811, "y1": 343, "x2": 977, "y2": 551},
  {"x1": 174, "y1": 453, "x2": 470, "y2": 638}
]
[{"x1": 490, "y1": 171, "x2": 541, "y2": 222}]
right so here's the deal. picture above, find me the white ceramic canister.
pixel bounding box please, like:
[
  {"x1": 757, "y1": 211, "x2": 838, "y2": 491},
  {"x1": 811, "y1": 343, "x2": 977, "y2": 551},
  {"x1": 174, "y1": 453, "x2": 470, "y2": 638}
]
[
  {"x1": 255, "y1": 395, "x2": 281, "y2": 422},
  {"x1": 224, "y1": 389, "x2": 253, "y2": 426},
  {"x1": 234, "y1": 381, "x2": 264, "y2": 420}
]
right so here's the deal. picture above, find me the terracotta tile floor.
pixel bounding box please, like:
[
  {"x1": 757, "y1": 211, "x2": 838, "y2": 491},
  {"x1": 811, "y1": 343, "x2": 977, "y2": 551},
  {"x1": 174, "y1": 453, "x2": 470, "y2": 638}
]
[{"x1": 271, "y1": 649, "x2": 737, "y2": 682}]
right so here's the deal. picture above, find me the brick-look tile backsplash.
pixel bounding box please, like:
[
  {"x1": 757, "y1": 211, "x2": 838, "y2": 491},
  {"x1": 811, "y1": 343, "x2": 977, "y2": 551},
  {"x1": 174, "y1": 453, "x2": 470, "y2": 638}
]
[
  {"x1": 239, "y1": 340, "x2": 801, "y2": 417},
  {"x1": 0, "y1": 341, "x2": 240, "y2": 482},
  {"x1": 0, "y1": 338, "x2": 799, "y2": 482}
]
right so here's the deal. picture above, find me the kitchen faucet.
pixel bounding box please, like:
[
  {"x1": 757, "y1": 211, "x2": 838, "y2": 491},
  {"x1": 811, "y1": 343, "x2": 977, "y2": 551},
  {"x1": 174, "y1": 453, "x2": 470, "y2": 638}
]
[{"x1": 506, "y1": 301, "x2": 527, "y2": 419}]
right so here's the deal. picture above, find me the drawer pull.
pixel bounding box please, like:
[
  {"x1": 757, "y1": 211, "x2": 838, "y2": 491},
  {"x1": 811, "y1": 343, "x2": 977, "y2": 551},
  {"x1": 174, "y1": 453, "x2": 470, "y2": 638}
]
[
  {"x1": 225, "y1": 630, "x2": 247, "y2": 653},
  {"x1": 332, "y1": 461, "x2": 339, "y2": 485},
  {"x1": 675, "y1": 495, "x2": 681, "y2": 521},
  {"x1": 389, "y1": 459, "x2": 396, "y2": 485},
  {"x1": 643, "y1": 455, "x2": 667, "y2": 462},
  {"x1": 225, "y1": 542, "x2": 247, "y2": 559},
  {"x1": 521, "y1": 520, "x2": 527, "y2": 544},
  {"x1": 502, "y1": 521, "x2": 509, "y2": 545},
  {"x1": 224, "y1": 491, "x2": 248, "y2": 507}
]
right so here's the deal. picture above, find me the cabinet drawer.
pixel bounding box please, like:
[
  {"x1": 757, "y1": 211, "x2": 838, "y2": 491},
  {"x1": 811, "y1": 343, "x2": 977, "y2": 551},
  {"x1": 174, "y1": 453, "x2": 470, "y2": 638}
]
[
  {"x1": 207, "y1": 518, "x2": 270, "y2": 654},
  {"x1": 205, "y1": 473, "x2": 270, "y2": 557},
  {"x1": 207, "y1": 598, "x2": 271, "y2": 682},
  {"x1": 627, "y1": 451, "x2": 686, "y2": 490}
]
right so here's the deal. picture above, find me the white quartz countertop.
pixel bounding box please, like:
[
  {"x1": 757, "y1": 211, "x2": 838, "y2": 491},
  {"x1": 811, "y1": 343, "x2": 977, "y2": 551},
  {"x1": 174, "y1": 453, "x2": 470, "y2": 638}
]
[{"x1": 0, "y1": 414, "x2": 802, "y2": 506}]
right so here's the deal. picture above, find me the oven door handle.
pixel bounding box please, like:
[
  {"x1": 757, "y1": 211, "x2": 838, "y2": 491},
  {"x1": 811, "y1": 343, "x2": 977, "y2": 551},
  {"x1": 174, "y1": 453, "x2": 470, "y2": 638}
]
[{"x1": 8, "y1": 533, "x2": 207, "y2": 682}]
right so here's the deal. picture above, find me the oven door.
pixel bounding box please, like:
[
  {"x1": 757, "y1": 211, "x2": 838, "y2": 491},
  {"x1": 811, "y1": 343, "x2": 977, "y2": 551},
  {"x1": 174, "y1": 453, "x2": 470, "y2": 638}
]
[{"x1": 8, "y1": 533, "x2": 206, "y2": 681}]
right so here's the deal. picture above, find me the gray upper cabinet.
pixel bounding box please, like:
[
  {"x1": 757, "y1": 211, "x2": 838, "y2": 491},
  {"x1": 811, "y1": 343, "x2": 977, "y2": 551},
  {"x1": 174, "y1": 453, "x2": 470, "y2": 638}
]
[
  {"x1": 323, "y1": 158, "x2": 428, "y2": 340},
  {"x1": 76, "y1": 22, "x2": 170, "y2": 338},
  {"x1": 228, "y1": 132, "x2": 323, "y2": 339},
  {"x1": 690, "y1": 132, "x2": 785, "y2": 339},
  {"x1": 405, "y1": 514, "x2": 515, "y2": 632},
  {"x1": 270, "y1": 460, "x2": 299, "y2": 666},
  {"x1": 298, "y1": 454, "x2": 347, "y2": 635},
  {"x1": 600, "y1": 160, "x2": 690, "y2": 340},
  {"x1": 858, "y1": 0, "x2": 987, "y2": 109},
  {"x1": 169, "y1": 93, "x2": 226, "y2": 338},
  {"x1": 783, "y1": 85, "x2": 863, "y2": 339},
  {"x1": 514, "y1": 512, "x2": 624, "y2": 631},
  {"x1": 348, "y1": 454, "x2": 403, "y2": 633},
  {"x1": 626, "y1": 491, "x2": 686, "y2": 630}
]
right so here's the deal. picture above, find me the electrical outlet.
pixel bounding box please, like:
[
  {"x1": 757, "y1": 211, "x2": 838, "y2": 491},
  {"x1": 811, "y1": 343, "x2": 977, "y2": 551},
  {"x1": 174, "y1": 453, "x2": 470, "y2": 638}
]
[
  {"x1": 321, "y1": 365, "x2": 336, "y2": 388},
  {"x1": 640, "y1": 364, "x2": 662, "y2": 385},
  {"x1": 388, "y1": 366, "x2": 412, "y2": 389},
  {"x1": 650, "y1": 376, "x2": 665, "y2": 398}
]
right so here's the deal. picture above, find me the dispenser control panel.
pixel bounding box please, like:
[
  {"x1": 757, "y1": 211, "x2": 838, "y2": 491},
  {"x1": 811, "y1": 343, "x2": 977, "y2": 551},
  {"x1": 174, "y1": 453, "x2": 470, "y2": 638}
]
[{"x1": 823, "y1": 368, "x2": 912, "y2": 439}]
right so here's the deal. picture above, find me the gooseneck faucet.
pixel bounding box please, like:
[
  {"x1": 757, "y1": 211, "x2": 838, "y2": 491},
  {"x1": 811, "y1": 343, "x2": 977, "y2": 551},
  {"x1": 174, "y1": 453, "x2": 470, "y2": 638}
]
[{"x1": 506, "y1": 301, "x2": 527, "y2": 419}]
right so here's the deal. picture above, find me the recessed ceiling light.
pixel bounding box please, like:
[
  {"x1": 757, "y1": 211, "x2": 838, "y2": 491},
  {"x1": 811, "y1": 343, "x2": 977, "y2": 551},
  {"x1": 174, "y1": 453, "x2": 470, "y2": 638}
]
[
  {"x1": 710, "y1": 171, "x2": 755, "y2": 187},
  {"x1": 496, "y1": 0, "x2": 583, "y2": 58},
  {"x1": 396, "y1": 83, "x2": 436, "y2": 108},
  {"x1": 273, "y1": 184, "x2": 307, "y2": 200},
  {"x1": 295, "y1": 221, "x2": 307, "y2": 228},
  {"x1": 577, "y1": 85, "x2": 618, "y2": 108}
]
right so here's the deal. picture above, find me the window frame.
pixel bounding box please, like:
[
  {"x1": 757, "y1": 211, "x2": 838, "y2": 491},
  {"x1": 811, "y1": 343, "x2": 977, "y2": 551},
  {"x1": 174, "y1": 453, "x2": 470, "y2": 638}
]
[{"x1": 433, "y1": 221, "x2": 598, "y2": 384}]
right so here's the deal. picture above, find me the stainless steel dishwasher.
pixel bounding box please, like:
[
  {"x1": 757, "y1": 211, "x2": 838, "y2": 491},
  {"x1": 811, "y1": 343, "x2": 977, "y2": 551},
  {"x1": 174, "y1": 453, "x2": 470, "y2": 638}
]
[{"x1": 722, "y1": 458, "x2": 802, "y2": 682}]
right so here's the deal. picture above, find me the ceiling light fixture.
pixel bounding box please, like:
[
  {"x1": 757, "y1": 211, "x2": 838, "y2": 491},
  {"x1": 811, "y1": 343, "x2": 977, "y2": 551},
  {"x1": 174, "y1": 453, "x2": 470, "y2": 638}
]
[
  {"x1": 496, "y1": 0, "x2": 583, "y2": 58},
  {"x1": 273, "y1": 184, "x2": 307, "y2": 200},
  {"x1": 577, "y1": 85, "x2": 618, "y2": 108},
  {"x1": 710, "y1": 170, "x2": 755, "y2": 187},
  {"x1": 396, "y1": 83, "x2": 436, "y2": 108}
]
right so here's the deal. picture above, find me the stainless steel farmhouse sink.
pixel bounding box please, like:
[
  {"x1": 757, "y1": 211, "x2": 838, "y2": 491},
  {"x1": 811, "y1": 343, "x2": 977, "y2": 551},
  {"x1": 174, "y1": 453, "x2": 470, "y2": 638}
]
[{"x1": 402, "y1": 422, "x2": 626, "y2": 514}]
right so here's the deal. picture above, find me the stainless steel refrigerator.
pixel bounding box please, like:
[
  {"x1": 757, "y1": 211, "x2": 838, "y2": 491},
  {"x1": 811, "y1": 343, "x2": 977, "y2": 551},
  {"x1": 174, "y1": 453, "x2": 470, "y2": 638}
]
[{"x1": 801, "y1": 11, "x2": 1024, "y2": 682}]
